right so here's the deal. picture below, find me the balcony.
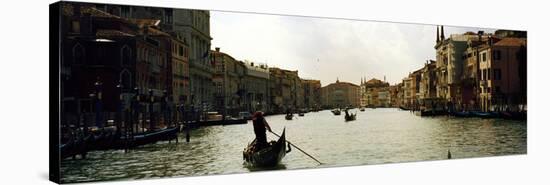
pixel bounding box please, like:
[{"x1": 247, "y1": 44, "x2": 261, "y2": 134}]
[
  {"x1": 480, "y1": 80, "x2": 487, "y2": 87},
  {"x1": 189, "y1": 59, "x2": 214, "y2": 74},
  {"x1": 151, "y1": 64, "x2": 161, "y2": 74}
]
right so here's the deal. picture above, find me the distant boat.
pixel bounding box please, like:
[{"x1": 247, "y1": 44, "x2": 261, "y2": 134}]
[
  {"x1": 298, "y1": 112, "x2": 305, "y2": 116},
  {"x1": 243, "y1": 129, "x2": 289, "y2": 167},
  {"x1": 285, "y1": 114, "x2": 293, "y2": 120},
  {"x1": 205, "y1": 111, "x2": 223, "y2": 121},
  {"x1": 359, "y1": 107, "x2": 365, "y2": 112},
  {"x1": 399, "y1": 106, "x2": 410, "y2": 111},
  {"x1": 344, "y1": 112, "x2": 356, "y2": 122},
  {"x1": 331, "y1": 109, "x2": 341, "y2": 115},
  {"x1": 238, "y1": 111, "x2": 253, "y2": 120}
]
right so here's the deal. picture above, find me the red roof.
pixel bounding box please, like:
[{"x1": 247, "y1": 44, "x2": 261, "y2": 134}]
[
  {"x1": 494, "y1": 38, "x2": 526, "y2": 47},
  {"x1": 63, "y1": 3, "x2": 170, "y2": 38}
]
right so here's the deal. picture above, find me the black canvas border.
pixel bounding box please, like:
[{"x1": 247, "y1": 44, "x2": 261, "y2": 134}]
[{"x1": 49, "y1": 1, "x2": 61, "y2": 184}]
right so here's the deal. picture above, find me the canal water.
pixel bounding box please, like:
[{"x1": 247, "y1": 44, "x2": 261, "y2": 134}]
[{"x1": 60, "y1": 108, "x2": 527, "y2": 183}]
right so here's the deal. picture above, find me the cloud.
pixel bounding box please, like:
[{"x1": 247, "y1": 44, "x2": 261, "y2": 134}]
[{"x1": 210, "y1": 11, "x2": 496, "y2": 86}]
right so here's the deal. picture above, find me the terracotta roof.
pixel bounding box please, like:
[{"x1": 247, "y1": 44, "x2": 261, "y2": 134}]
[
  {"x1": 210, "y1": 50, "x2": 237, "y2": 61},
  {"x1": 494, "y1": 37, "x2": 526, "y2": 47},
  {"x1": 145, "y1": 27, "x2": 170, "y2": 37},
  {"x1": 96, "y1": 29, "x2": 135, "y2": 37},
  {"x1": 366, "y1": 78, "x2": 384, "y2": 84},
  {"x1": 62, "y1": 3, "x2": 120, "y2": 19},
  {"x1": 328, "y1": 81, "x2": 359, "y2": 87},
  {"x1": 129, "y1": 19, "x2": 161, "y2": 28}
]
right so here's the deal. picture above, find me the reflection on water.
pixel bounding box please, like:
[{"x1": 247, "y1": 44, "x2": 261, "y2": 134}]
[{"x1": 60, "y1": 108, "x2": 527, "y2": 183}]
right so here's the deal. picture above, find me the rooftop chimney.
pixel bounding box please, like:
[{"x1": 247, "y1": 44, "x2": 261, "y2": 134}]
[
  {"x1": 440, "y1": 25, "x2": 445, "y2": 41},
  {"x1": 215, "y1": 47, "x2": 220, "y2": 52},
  {"x1": 436, "y1": 26, "x2": 440, "y2": 43},
  {"x1": 477, "y1": 31, "x2": 484, "y2": 42}
]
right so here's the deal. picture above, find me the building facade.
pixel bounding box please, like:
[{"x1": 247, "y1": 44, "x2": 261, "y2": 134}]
[
  {"x1": 321, "y1": 79, "x2": 361, "y2": 108},
  {"x1": 478, "y1": 37, "x2": 527, "y2": 112},
  {"x1": 389, "y1": 85, "x2": 401, "y2": 107},
  {"x1": 211, "y1": 48, "x2": 244, "y2": 116},
  {"x1": 269, "y1": 68, "x2": 301, "y2": 113},
  {"x1": 302, "y1": 79, "x2": 322, "y2": 110},
  {"x1": 435, "y1": 26, "x2": 483, "y2": 105},
  {"x1": 60, "y1": 3, "x2": 172, "y2": 127},
  {"x1": 360, "y1": 78, "x2": 390, "y2": 107},
  {"x1": 170, "y1": 35, "x2": 190, "y2": 106},
  {"x1": 460, "y1": 32, "x2": 490, "y2": 111},
  {"x1": 402, "y1": 77, "x2": 413, "y2": 107},
  {"x1": 100, "y1": 3, "x2": 215, "y2": 110},
  {"x1": 243, "y1": 61, "x2": 270, "y2": 113}
]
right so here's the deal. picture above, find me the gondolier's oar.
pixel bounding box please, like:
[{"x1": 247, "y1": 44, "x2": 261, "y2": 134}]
[{"x1": 269, "y1": 131, "x2": 323, "y2": 165}]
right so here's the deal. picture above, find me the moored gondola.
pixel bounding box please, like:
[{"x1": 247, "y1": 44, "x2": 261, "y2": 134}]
[
  {"x1": 471, "y1": 111, "x2": 500, "y2": 119},
  {"x1": 416, "y1": 109, "x2": 447, "y2": 116},
  {"x1": 449, "y1": 111, "x2": 471, "y2": 118},
  {"x1": 500, "y1": 111, "x2": 527, "y2": 120},
  {"x1": 123, "y1": 126, "x2": 179, "y2": 148},
  {"x1": 243, "y1": 129, "x2": 290, "y2": 167}
]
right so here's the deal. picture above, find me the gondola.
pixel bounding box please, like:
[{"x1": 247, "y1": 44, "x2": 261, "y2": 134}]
[
  {"x1": 298, "y1": 112, "x2": 305, "y2": 116},
  {"x1": 416, "y1": 109, "x2": 447, "y2": 116},
  {"x1": 399, "y1": 106, "x2": 410, "y2": 111},
  {"x1": 129, "y1": 126, "x2": 179, "y2": 147},
  {"x1": 285, "y1": 114, "x2": 293, "y2": 120},
  {"x1": 89, "y1": 131, "x2": 119, "y2": 151},
  {"x1": 243, "y1": 129, "x2": 290, "y2": 167},
  {"x1": 331, "y1": 109, "x2": 341, "y2": 115},
  {"x1": 471, "y1": 111, "x2": 499, "y2": 119},
  {"x1": 359, "y1": 107, "x2": 365, "y2": 112},
  {"x1": 500, "y1": 111, "x2": 527, "y2": 120},
  {"x1": 60, "y1": 134, "x2": 93, "y2": 160},
  {"x1": 449, "y1": 111, "x2": 471, "y2": 118},
  {"x1": 344, "y1": 113, "x2": 356, "y2": 121},
  {"x1": 113, "y1": 126, "x2": 179, "y2": 149}
]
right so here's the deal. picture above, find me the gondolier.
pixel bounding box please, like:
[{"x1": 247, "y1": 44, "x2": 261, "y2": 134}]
[{"x1": 252, "y1": 111, "x2": 272, "y2": 150}]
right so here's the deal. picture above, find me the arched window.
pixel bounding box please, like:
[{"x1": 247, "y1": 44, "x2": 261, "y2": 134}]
[
  {"x1": 121, "y1": 45, "x2": 131, "y2": 66},
  {"x1": 72, "y1": 43, "x2": 85, "y2": 64},
  {"x1": 120, "y1": 70, "x2": 132, "y2": 90}
]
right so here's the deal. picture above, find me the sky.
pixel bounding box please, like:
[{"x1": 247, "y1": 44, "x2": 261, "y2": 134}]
[{"x1": 210, "y1": 11, "x2": 496, "y2": 86}]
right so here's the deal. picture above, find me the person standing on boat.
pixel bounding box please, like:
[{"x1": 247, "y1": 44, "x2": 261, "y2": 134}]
[
  {"x1": 344, "y1": 109, "x2": 350, "y2": 117},
  {"x1": 252, "y1": 111, "x2": 272, "y2": 149}
]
